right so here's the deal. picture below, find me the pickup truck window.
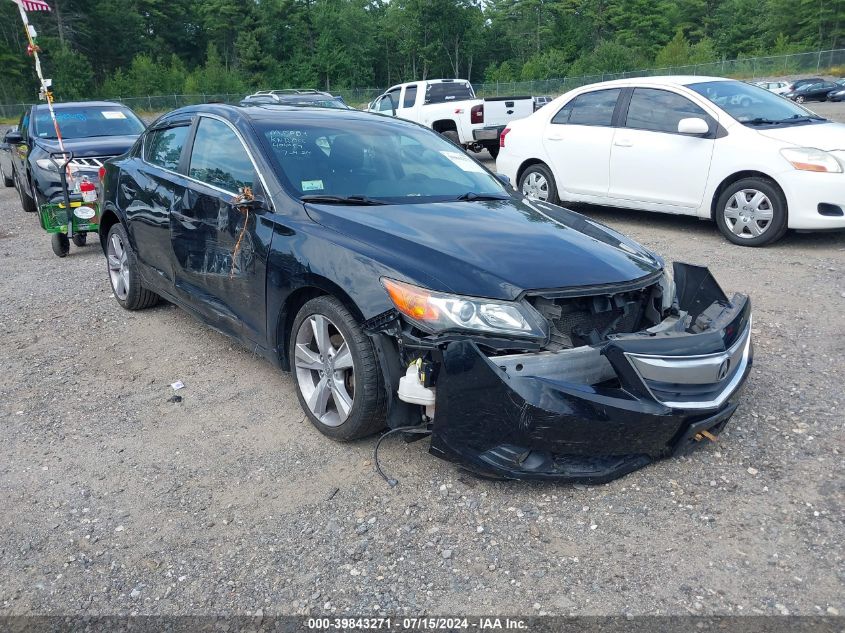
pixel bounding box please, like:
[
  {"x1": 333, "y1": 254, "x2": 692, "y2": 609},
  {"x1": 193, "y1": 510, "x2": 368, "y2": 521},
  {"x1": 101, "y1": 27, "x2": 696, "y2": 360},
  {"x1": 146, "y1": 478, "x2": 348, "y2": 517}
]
[
  {"x1": 551, "y1": 89, "x2": 621, "y2": 127},
  {"x1": 258, "y1": 120, "x2": 504, "y2": 202},
  {"x1": 424, "y1": 82, "x2": 475, "y2": 104},
  {"x1": 403, "y1": 86, "x2": 418, "y2": 108}
]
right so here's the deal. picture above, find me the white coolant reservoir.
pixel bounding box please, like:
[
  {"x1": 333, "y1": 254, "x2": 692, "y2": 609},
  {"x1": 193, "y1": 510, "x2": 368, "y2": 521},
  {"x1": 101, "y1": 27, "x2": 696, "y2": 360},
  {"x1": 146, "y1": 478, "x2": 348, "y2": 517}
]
[{"x1": 397, "y1": 360, "x2": 436, "y2": 419}]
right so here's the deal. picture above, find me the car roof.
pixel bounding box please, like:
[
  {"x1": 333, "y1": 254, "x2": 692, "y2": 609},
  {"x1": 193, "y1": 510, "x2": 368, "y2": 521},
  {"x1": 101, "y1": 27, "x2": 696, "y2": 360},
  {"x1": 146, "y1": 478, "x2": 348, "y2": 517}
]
[
  {"x1": 33, "y1": 100, "x2": 128, "y2": 110},
  {"x1": 167, "y1": 102, "x2": 382, "y2": 124},
  {"x1": 572, "y1": 75, "x2": 734, "y2": 91}
]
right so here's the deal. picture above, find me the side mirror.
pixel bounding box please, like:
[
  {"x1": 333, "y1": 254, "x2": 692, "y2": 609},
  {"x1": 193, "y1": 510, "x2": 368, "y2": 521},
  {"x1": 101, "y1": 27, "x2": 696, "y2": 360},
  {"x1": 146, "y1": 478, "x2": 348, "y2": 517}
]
[
  {"x1": 496, "y1": 173, "x2": 512, "y2": 189},
  {"x1": 4, "y1": 131, "x2": 23, "y2": 144},
  {"x1": 677, "y1": 117, "x2": 709, "y2": 136}
]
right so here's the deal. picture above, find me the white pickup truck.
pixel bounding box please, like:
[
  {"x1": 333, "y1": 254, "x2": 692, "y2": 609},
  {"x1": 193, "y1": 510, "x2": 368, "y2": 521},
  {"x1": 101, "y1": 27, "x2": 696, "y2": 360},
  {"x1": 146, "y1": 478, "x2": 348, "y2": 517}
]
[{"x1": 366, "y1": 79, "x2": 533, "y2": 158}]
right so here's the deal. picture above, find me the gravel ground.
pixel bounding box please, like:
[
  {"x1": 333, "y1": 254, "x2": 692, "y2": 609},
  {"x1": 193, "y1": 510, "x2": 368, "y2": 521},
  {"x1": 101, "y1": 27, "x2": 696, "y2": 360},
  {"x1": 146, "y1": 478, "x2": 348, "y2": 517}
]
[{"x1": 1, "y1": 106, "x2": 844, "y2": 618}]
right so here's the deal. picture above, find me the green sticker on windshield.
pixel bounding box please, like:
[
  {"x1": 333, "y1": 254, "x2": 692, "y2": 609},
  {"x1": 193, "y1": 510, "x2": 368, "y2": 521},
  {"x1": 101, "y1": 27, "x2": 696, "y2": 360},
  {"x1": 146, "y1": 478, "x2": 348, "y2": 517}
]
[{"x1": 302, "y1": 179, "x2": 324, "y2": 191}]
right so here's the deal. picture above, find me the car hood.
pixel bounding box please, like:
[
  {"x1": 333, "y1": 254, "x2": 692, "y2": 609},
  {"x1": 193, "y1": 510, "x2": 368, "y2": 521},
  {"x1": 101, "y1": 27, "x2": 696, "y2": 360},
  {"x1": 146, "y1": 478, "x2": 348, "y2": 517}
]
[
  {"x1": 33, "y1": 135, "x2": 139, "y2": 158},
  {"x1": 755, "y1": 121, "x2": 845, "y2": 151},
  {"x1": 305, "y1": 197, "x2": 663, "y2": 300}
]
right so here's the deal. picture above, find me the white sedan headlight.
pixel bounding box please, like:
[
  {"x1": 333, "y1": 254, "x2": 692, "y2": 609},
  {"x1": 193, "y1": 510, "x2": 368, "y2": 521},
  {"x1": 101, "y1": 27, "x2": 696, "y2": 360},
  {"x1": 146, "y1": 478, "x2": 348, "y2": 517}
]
[{"x1": 780, "y1": 147, "x2": 843, "y2": 173}]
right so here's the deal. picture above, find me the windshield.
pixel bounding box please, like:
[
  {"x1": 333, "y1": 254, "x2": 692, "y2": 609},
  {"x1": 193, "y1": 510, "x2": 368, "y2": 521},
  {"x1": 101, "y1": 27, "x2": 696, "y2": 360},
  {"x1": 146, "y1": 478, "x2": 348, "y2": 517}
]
[
  {"x1": 257, "y1": 119, "x2": 506, "y2": 203},
  {"x1": 34, "y1": 106, "x2": 145, "y2": 140},
  {"x1": 281, "y1": 98, "x2": 347, "y2": 109},
  {"x1": 688, "y1": 80, "x2": 822, "y2": 125}
]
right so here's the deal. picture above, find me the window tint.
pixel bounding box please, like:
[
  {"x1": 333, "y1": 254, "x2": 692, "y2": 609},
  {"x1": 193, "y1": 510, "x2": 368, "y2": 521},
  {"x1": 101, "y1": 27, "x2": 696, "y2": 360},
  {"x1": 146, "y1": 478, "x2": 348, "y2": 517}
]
[
  {"x1": 424, "y1": 81, "x2": 475, "y2": 104},
  {"x1": 144, "y1": 125, "x2": 189, "y2": 171},
  {"x1": 625, "y1": 88, "x2": 708, "y2": 134},
  {"x1": 403, "y1": 85, "x2": 418, "y2": 108},
  {"x1": 551, "y1": 89, "x2": 620, "y2": 126},
  {"x1": 189, "y1": 118, "x2": 255, "y2": 193}
]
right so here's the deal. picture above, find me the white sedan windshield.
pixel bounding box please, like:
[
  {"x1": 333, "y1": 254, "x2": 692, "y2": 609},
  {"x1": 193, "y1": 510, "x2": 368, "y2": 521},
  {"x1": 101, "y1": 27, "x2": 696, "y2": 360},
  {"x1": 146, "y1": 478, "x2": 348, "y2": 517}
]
[{"x1": 689, "y1": 80, "x2": 823, "y2": 125}]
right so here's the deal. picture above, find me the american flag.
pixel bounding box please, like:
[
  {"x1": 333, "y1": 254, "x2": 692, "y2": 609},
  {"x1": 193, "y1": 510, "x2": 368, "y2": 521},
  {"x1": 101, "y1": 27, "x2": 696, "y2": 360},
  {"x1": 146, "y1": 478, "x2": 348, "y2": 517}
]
[{"x1": 17, "y1": 0, "x2": 52, "y2": 11}]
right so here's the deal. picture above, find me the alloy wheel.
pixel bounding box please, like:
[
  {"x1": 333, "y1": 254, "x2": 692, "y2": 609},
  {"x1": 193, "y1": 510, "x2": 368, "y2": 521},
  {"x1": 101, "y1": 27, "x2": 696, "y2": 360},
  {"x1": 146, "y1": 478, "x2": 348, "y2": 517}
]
[
  {"x1": 522, "y1": 171, "x2": 549, "y2": 201},
  {"x1": 723, "y1": 189, "x2": 774, "y2": 239},
  {"x1": 294, "y1": 314, "x2": 355, "y2": 427},
  {"x1": 107, "y1": 232, "x2": 130, "y2": 300}
]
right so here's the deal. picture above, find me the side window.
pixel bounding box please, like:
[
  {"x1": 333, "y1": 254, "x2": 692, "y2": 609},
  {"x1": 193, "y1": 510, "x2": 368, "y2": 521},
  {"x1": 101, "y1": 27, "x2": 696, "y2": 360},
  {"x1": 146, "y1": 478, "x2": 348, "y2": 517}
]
[
  {"x1": 376, "y1": 96, "x2": 394, "y2": 113},
  {"x1": 189, "y1": 118, "x2": 255, "y2": 193},
  {"x1": 551, "y1": 89, "x2": 621, "y2": 126},
  {"x1": 144, "y1": 125, "x2": 190, "y2": 171},
  {"x1": 20, "y1": 113, "x2": 29, "y2": 141},
  {"x1": 625, "y1": 88, "x2": 708, "y2": 134},
  {"x1": 403, "y1": 85, "x2": 418, "y2": 108},
  {"x1": 385, "y1": 89, "x2": 401, "y2": 109}
]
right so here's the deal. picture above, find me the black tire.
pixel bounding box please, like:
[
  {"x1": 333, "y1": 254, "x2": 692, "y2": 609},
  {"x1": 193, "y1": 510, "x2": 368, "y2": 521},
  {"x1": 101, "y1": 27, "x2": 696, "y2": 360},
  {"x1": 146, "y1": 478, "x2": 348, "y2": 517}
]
[
  {"x1": 715, "y1": 177, "x2": 788, "y2": 247},
  {"x1": 441, "y1": 129, "x2": 460, "y2": 145},
  {"x1": 15, "y1": 172, "x2": 37, "y2": 213},
  {"x1": 1, "y1": 164, "x2": 12, "y2": 188},
  {"x1": 105, "y1": 222, "x2": 159, "y2": 310},
  {"x1": 51, "y1": 233, "x2": 69, "y2": 258},
  {"x1": 289, "y1": 295, "x2": 386, "y2": 441},
  {"x1": 487, "y1": 144, "x2": 500, "y2": 159},
  {"x1": 72, "y1": 232, "x2": 87, "y2": 247},
  {"x1": 518, "y1": 163, "x2": 559, "y2": 205}
]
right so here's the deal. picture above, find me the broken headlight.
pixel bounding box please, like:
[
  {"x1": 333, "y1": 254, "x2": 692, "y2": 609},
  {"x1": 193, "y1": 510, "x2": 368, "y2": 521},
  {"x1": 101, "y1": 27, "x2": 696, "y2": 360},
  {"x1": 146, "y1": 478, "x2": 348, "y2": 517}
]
[
  {"x1": 660, "y1": 265, "x2": 676, "y2": 312},
  {"x1": 382, "y1": 278, "x2": 547, "y2": 338}
]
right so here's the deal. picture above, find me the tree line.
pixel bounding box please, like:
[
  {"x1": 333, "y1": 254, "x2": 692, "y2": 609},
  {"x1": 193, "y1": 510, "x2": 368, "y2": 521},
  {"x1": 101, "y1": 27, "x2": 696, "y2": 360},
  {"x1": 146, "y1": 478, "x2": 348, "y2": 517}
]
[{"x1": 0, "y1": 0, "x2": 842, "y2": 104}]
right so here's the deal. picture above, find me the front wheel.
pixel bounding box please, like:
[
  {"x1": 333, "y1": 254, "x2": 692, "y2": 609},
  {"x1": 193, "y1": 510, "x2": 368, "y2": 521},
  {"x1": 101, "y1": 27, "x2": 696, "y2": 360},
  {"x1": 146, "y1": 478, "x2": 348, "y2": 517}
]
[
  {"x1": 796, "y1": 95, "x2": 805, "y2": 103},
  {"x1": 1, "y1": 163, "x2": 13, "y2": 188},
  {"x1": 289, "y1": 296, "x2": 386, "y2": 441},
  {"x1": 715, "y1": 178, "x2": 788, "y2": 247},
  {"x1": 105, "y1": 222, "x2": 159, "y2": 309},
  {"x1": 518, "y1": 163, "x2": 559, "y2": 204},
  {"x1": 15, "y1": 172, "x2": 36, "y2": 213}
]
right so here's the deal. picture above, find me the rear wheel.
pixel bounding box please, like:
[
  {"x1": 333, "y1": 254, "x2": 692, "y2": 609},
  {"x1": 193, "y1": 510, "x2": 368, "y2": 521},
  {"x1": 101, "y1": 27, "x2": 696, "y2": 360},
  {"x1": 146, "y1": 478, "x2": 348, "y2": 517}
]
[
  {"x1": 487, "y1": 144, "x2": 500, "y2": 159},
  {"x1": 72, "y1": 232, "x2": 87, "y2": 247},
  {"x1": 106, "y1": 222, "x2": 159, "y2": 310},
  {"x1": 518, "y1": 163, "x2": 559, "y2": 204},
  {"x1": 796, "y1": 95, "x2": 805, "y2": 103},
  {"x1": 441, "y1": 129, "x2": 460, "y2": 145},
  {"x1": 715, "y1": 177, "x2": 788, "y2": 247},
  {"x1": 289, "y1": 296, "x2": 386, "y2": 441}
]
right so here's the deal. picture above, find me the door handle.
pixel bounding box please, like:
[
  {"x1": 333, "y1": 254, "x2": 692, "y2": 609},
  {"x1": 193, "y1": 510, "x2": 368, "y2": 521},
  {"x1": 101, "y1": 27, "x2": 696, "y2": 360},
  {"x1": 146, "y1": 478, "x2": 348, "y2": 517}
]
[
  {"x1": 546, "y1": 135, "x2": 563, "y2": 141},
  {"x1": 614, "y1": 139, "x2": 633, "y2": 147}
]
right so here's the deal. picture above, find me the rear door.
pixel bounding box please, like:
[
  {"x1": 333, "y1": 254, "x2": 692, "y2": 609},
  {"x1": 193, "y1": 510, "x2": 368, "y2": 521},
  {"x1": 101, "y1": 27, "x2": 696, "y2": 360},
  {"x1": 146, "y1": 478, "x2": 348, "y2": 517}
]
[
  {"x1": 123, "y1": 119, "x2": 193, "y2": 285},
  {"x1": 608, "y1": 87, "x2": 715, "y2": 211},
  {"x1": 172, "y1": 115, "x2": 269, "y2": 343},
  {"x1": 542, "y1": 88, "x2": 621, "y2": 199}
]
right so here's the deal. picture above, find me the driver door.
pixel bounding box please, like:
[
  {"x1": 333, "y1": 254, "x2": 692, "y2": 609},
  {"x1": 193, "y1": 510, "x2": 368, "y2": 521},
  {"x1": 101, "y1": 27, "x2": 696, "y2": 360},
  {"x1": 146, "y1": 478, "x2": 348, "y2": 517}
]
[{"x1": 171, "y1": 116, "x2": 271, "y2": 344}]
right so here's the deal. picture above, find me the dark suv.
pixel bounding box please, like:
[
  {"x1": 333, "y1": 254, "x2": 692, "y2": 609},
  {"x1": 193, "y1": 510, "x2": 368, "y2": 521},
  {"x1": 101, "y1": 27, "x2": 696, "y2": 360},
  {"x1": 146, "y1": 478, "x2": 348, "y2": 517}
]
[{"x1": 4, "y1": 100, "x2": 145, "y2": 214}]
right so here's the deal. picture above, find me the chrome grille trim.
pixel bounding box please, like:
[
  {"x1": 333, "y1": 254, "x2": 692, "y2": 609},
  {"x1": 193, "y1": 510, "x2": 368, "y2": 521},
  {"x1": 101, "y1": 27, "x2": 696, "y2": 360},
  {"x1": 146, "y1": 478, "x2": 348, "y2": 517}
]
[
  {"x1": 69, "y1": 157, "x2": 106, "y2": 169},
  {"x1": 625, "y1": 319, "x2": 752, "y2": 410}
]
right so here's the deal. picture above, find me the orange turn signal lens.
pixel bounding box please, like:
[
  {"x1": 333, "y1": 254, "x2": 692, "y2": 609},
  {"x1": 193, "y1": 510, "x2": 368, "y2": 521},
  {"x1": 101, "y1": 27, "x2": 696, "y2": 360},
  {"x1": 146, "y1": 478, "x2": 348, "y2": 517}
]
[{"x1": 382, "y1": 278, "x2": 439, "y2": 321}]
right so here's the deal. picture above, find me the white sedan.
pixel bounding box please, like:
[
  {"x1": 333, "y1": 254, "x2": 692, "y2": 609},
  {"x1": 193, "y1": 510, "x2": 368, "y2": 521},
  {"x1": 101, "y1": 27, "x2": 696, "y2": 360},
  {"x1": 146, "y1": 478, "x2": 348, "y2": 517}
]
[{"x1": 497, "y1": 76, "x2": 845, "y2": 246}]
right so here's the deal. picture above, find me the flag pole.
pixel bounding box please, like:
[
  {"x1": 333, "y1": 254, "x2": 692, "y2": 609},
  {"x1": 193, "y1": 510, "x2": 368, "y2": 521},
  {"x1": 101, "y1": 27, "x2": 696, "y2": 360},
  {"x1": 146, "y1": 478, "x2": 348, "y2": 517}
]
[{"x1": 12, "y1": 0, "x2": 72, "y2": 182}]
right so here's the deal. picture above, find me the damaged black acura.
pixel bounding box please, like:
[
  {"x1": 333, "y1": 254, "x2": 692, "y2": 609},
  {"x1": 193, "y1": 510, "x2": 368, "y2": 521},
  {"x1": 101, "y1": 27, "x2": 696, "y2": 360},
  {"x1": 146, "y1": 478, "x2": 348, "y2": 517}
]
[{"x1": 98, "y1": 103, "x2": 752, "y2": 483}]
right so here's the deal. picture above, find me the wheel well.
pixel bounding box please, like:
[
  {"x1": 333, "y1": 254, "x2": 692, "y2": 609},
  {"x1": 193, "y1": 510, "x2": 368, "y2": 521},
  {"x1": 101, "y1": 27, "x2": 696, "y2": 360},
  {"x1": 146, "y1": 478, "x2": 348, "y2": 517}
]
[
  {"x1": 516, "y1": 159, "x2": 547, "y2": 186},
  {"x1": 710, "y1": 171, "x2": 787, "y2": 221},
  {"x1": 276, "y1": 282, "x2": 365, "y2": 371},
  {"x1": 432, "y1": 119, "x2": 458, "y2": 134},
  {"x1": 98, "y1": 209, "x2": 120, "y2": 253}
]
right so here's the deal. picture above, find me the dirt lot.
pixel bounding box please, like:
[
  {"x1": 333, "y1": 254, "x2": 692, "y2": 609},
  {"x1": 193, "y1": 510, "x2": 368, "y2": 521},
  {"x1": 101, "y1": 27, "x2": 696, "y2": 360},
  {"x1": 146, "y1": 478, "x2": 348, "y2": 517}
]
[{"x1": 1, "y1": 109, "x2": 844, "y2": 618}]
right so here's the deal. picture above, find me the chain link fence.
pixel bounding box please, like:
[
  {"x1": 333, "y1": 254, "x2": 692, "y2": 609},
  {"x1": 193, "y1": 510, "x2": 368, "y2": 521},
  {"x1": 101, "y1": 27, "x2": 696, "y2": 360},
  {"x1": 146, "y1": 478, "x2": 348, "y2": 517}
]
[{"x1": 2, "y1": 49, "x2": 843, "y2": 119}]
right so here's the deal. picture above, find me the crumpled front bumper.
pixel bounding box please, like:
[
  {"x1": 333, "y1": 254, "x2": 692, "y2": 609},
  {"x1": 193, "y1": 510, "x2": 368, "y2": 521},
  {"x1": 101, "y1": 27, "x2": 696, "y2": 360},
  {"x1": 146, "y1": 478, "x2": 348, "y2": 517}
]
[{"x1": 428, "y1": 264, "x2": 753, "y2": 482}]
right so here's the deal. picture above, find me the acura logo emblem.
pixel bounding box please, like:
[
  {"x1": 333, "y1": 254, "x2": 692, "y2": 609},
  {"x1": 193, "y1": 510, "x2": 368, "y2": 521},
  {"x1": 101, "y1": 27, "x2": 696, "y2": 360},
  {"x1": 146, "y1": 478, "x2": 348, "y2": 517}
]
[{"x1": 717, "y1": 359, "x2": 731, "y2": 381}]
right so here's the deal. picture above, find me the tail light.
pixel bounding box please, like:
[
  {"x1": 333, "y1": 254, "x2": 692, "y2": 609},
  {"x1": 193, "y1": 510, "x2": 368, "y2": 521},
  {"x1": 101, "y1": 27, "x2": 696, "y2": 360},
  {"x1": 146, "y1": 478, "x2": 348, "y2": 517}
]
[
  {"x1": 470, "y1": 103, "x2": 484, "y2": 124},
  {"x1": 500, "y1": 127, "x2": 511, "y2": 148},
  {"x1": 98, "y1": 166, "x2": 106, "y2": 181}
]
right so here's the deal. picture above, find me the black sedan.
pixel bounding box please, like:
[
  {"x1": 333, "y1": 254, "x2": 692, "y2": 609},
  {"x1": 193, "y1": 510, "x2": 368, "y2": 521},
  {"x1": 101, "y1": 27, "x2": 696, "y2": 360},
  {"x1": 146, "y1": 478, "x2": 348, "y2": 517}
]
[
  {"x1": 98, "y1": 104, "x2": 752, "y2": 483},
  {"x1": 826, "y1": 79, "x2": 845, "y2": 102},
  {"x1": 784, "y1": 81, "x2": 840, "y2": 103}
]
